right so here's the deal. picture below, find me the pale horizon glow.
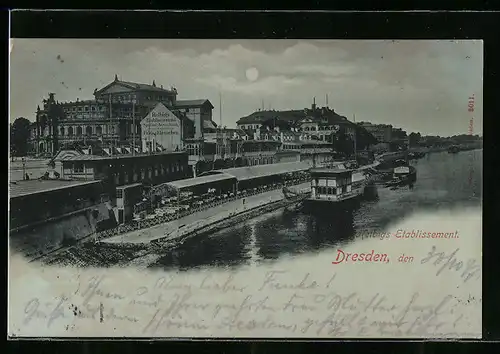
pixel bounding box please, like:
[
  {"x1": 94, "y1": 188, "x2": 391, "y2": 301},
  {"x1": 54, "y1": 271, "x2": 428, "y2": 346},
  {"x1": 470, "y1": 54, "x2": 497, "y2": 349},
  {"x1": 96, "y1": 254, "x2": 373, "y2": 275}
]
[{"x1": 9, "y1": 39, "x2": 483, "y2": 136}]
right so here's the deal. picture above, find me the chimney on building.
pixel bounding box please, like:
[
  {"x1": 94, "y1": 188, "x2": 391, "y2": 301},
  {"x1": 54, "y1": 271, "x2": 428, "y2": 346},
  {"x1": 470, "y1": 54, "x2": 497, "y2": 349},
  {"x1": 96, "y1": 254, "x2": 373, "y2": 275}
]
[
  {"x1": 312, "y1": 97, "x2": 316, "y2": 111},
  {"x1": 152, "y1": 80, "x2": 156, "y2": 87},
  {"x1": 161, "y1": 84, "x2": 163, "y2": 89},
  {"x1": 114, "y1": 74, "x2": 118, "y2": 81}
]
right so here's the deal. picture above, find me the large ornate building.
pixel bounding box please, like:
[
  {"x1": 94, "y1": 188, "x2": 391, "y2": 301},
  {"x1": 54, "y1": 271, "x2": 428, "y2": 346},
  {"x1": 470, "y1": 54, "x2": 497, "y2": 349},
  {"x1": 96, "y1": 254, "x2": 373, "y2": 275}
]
[{"x1": 29, "y1": 76, "x2": 214, "y2": 156}]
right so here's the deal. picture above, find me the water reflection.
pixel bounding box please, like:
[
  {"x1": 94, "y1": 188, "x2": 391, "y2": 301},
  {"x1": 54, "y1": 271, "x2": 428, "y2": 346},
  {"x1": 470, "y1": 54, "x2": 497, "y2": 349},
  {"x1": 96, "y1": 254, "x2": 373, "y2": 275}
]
[
  {"x1": 153, "y1": 226, "x2": 252, "y2": 270},
  {"x1": 152, "y1": 206, "x2": 357, "y2": 271},
  {"x1": 152, "y1": 150, "x2": 482, "y2": 271}
]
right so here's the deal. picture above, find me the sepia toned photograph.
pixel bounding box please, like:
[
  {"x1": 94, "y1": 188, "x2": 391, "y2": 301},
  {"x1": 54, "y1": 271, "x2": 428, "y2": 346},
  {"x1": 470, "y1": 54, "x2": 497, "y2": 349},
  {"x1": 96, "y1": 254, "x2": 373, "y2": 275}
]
[{"x1": 8, "y1": 38, "x2": 482, "y2": 338}]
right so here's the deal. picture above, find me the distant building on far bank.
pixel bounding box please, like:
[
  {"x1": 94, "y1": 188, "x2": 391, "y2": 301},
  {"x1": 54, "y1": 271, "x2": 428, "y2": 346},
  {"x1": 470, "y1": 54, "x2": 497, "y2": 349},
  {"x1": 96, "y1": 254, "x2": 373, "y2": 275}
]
[
  {"x1": 236, "y1": 101, "x2": 377, "y2": 150},
  {"x1": 356, "y1": 122, "x2": 409, "y2": 153},
  {"x1": 357, "y1": 122, "x2": 393, "y2": 143}
]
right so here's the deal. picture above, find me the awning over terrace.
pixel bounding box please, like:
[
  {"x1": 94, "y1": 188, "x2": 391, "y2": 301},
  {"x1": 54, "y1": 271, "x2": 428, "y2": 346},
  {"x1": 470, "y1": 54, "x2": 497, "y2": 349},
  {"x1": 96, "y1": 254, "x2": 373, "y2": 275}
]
[
  {"x1": 165, "y1": 173, "x2": 237, "y2": 190},
  {"x1": 221, "y1": 161, "x2": 312, "y2": 182}
]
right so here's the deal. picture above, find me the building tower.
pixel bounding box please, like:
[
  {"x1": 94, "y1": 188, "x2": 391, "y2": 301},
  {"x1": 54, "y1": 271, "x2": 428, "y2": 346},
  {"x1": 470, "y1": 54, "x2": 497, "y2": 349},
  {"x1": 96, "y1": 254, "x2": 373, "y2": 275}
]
[{"x1": 34, "y1": 93, "x2": 63, "y2": 156}]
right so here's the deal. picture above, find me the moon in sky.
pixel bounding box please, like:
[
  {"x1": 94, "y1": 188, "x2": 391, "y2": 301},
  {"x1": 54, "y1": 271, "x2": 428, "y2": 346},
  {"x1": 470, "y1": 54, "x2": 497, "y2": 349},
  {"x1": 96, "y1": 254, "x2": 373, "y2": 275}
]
[{"x1": 245, "y1": 67, "x2": 259, "y2": 82}]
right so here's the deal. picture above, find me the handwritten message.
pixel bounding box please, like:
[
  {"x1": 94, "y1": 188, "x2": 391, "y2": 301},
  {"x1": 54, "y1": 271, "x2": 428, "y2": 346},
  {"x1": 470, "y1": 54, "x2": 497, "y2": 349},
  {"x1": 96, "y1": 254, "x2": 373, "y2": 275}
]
[{"x1": 9, "y1": 243, "x2": 481, "y2": 338}]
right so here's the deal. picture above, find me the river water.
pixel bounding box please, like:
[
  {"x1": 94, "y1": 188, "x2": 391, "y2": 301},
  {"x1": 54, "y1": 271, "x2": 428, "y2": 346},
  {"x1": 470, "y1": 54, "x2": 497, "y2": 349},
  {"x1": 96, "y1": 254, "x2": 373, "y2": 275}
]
[{"x1": 153, "y1": 149, "x2": 482, "y2": 270}]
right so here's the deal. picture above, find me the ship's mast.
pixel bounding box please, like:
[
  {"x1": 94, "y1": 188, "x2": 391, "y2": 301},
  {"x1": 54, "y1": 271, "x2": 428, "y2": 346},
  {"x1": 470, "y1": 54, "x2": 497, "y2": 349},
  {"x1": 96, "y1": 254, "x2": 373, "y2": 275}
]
[
  {"x1": 218, "y1": 91, "x2": 223, "y2": 158},
  {"x1": 109, "y1": 94, "x2": 113, "y2": 156},
  {"x1": 132, "y1": 99, "x2": 136, "y2": 156},
  {"x1": 219, "y1": 91, "x2": 222, "y2": 128},
  {"x1": 353, "y1": 114, "x2": 357, "y2": 163}
]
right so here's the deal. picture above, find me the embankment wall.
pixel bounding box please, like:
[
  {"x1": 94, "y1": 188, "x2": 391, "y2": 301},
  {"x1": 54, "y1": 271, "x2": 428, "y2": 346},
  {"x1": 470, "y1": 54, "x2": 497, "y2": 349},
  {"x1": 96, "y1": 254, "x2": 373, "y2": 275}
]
[{"x1": 9, "y1": 202, "x2": 115, "y2": 261}]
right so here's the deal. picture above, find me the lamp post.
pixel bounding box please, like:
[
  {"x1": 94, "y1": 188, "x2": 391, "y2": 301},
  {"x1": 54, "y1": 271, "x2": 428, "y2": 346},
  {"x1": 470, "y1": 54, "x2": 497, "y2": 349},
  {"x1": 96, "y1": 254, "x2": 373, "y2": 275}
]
[
  {"x1": 22, "y1": 157, "x2": 26, "y2": 180},
  {"x1": 132, "y1": 99, "x2": 136, "y2": 156}
]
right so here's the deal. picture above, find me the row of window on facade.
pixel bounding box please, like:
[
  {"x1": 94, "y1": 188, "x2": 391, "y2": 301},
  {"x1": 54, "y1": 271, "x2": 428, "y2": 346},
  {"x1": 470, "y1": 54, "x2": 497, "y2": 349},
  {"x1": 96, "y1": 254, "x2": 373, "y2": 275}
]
[
  {"x1": 63, "y1": 105, "x2": 107, "y2": 113},
  {"x1": 64, "y1": 112, "x2": 140, "y2": 120},
  {"x1": 240, "y1": 124, "x2": 340, "y2": 132},
  {"x1": 303, "y1": 125, "x2": 339, "y2": 131},
  {"x1": 242, "y1": 144, "x2": 279, "y2": 153},
  {"x1": 186, "y1": 145, "x2": 203, "y2": 156},
  {"x1": 282, "y1": 144, "x2": 302, "y2": 150},
  {"x1": 72, "y1": 161, "x2": 184, "y2": 178},
  {"x1": 59, "y1": 126, "x2": 116, "y2": 136},
  {"x1": 187, "y1": 141, "x2": 330, "y2": 155},
  {"x1": 315, "y1": 186, "x2": 346, "y2": 195},
  {"x1": 100, "y1": 94, "x2": 173, "y2": 103},
  {"x1": 239, "y1": 124, "x2": 261, "y2": 130},
  {"x1": 282, "y1": 142, "x2": 332, "y2": 150},
  {"x1": 115, "y1": 164, "x2": 185, "y2": 185},
  {"x1": 247, "y1": 157, "x2": 275, "y2": 166},
  {"x1": 62, "y1": 105, "x2": 143, "y2": 114},
  {"x1": 297, "y1": 135, "x2": 330, "y2": 142}
]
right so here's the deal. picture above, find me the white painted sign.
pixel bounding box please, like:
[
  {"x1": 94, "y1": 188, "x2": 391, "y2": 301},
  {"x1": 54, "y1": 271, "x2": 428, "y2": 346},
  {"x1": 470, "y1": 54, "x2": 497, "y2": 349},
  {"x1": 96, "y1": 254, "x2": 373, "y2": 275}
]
[{"x1": 141, "y1": 103, "x2": 182, "y2": 151}]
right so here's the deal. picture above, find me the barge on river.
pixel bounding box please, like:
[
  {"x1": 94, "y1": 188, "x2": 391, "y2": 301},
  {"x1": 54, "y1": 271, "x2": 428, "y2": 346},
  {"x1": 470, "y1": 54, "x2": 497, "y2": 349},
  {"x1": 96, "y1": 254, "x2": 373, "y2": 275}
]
[{"x1": 385, "y1": 165, "x2": 417, "y2": 188}]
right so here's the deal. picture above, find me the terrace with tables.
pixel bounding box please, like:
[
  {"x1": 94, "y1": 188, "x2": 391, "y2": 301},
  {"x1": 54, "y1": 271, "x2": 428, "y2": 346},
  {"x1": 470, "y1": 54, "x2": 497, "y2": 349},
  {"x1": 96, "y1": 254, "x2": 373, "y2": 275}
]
[{"x1": 96, "y1": 161, "x2": 313, "y2": 240}]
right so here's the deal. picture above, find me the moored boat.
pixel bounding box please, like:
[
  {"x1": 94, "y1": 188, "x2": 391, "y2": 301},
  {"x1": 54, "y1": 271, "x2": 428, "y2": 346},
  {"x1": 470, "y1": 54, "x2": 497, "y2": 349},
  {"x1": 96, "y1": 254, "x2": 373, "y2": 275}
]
[
  {"x1": 384, "y1": 165, "x2": 417, "y2": 187},
  {"x1": 303, "y1": 162, "x2": 371, "y2": 213}
]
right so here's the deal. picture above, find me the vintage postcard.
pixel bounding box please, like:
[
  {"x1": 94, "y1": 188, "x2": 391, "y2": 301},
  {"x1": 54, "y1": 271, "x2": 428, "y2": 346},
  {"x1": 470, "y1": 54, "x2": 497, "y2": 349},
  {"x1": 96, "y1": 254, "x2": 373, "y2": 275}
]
[{"x1": 8, "y1": 39, "x2": 482, "y2": 338}]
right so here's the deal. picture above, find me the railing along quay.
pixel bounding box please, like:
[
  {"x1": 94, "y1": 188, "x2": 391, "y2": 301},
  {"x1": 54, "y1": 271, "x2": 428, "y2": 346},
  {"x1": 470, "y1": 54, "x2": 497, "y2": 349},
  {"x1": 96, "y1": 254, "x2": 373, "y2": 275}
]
[{"x1": 95, "y1": 177, "x2": 311, "y2": 241}]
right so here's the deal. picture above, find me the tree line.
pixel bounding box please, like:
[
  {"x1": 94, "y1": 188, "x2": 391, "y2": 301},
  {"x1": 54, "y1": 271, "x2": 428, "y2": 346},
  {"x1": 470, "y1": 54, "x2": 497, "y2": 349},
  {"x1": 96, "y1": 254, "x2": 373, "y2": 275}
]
[{"x1": 10, "y1": 117, "x2": 31, "y2": 157}]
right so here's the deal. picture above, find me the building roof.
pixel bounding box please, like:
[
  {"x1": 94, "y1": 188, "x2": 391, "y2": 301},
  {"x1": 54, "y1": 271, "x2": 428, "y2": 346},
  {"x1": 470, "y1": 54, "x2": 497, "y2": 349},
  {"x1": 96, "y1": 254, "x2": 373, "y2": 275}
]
[
  {"x1": 60, "y1": 151, "x2": 187, "y2": 162},
  {"x1": 275, "y1": 150, "x2": 301, "y2": 156},
  {"x1": 120, "y1": 80, "x2": 173, "y2": 92},
  {"x1": 140, "y1": 102, "x2": 194, "y2": 127},
  {"x1": 9, "y1": 179, "x2": 101, "y2": 199},
  {"x1": 237, "y1": 110, "x2": 306, "y2": 124},
  {"x1": 60, "y1": 100, "x2": 97, "y2": 105},
  {"x1": 309, "y1": 168, "x2": 354, "y2": 175},
  {"x1": 95, "y1": 78, "x2": 177, "y2": 95},
  {"x1": 175, "y1": 99, "x2": 214, "y2": 108},
  {"x1": 116, "y1": 183, "x2": 143, "y2": 190},
  {"x1": 285, "y1": 140, "x2": 332, "y2": 145},
  {"x1": 165, "y1": 173, "x2": 236, "y2": 190},
  {"x1": 221, "y1": 161, "x2": 313, "y2": 181},
  {"x1": 50, "y1": 149, "x2": 83, "y2": 164},
  {"x1": 236, "y1": 107, "x2": 350, "y2": 126},
  {"x1": 203, "y1": 120, "x2": 218, "y2": 129},
  {"x1": 243, "y1": 139, "x2": 282, "y2": 144}
]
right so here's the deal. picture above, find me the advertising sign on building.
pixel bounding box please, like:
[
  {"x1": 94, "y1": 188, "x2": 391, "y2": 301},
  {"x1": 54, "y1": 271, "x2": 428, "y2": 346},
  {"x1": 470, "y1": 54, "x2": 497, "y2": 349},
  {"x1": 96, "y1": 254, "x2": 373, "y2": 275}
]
[{"x1": 141, "y1": 103, "x2": 182, "y2": 152}]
